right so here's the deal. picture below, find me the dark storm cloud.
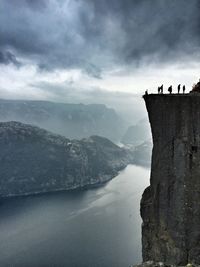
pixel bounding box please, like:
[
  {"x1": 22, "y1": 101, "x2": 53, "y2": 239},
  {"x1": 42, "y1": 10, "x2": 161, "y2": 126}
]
[
  {"x1": 0, "y1": 51, "x2": 21, "y2": 67},
  {"x1": 6, "y1": 0, "x2": 48, "y2": 10},
  {"x1": 0, "y1": 0, "x2": 200, "y2": 74}
]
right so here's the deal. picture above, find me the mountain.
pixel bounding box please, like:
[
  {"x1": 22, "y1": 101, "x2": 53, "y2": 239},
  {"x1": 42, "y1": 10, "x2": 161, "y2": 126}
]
[
  {"x1": 0, "y1": 99, "x2": 127, "y2": 142},
  {"x1": 121, "y1": 118, "x2": 151, "y2": 146},
  {"x1": 0, "y1": 121, "x2": 134, "y2": 197}
]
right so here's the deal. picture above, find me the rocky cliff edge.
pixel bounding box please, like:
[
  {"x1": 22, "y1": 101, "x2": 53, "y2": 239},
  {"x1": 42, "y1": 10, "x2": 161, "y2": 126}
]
[{"x1": 141, "y1": 94, "x2": 200, "y2": 265}]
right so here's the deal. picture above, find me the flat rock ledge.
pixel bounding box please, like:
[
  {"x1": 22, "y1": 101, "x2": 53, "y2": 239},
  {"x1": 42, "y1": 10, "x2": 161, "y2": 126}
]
[{"x1": 132, "y1": 261, "x2": 200, "y2": 267}]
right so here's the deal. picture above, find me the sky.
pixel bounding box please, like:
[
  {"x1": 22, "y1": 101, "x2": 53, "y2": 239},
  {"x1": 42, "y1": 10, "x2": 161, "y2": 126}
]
[{"x1": 1, "y1": 0, "x2": 200, "y2": 121}]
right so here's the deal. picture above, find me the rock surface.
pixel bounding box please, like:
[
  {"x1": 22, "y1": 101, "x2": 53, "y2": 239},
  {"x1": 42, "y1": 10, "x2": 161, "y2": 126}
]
[
  {"x1": 141, "y1": 94, "x2": 200, "y2": 265},
  {"x1": 0, "y1": 121, "x2": 133, "y2": 197}
]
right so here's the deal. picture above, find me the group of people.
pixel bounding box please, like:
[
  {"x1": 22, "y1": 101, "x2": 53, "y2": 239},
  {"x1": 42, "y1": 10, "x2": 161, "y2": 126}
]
[
  {"x1": 158, "y1": 84, "x2": 186, "y2": 94},
  {"x1": 144, "y1": 84, "x2": 186, "y2": 95}
]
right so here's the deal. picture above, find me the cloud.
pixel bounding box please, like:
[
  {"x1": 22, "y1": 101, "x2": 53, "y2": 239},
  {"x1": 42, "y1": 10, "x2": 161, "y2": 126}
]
[
  {"x1": 0, "y1": 0, "x2": 200, "y2": 77},
  {"x1": 6, "y1": 0, "x2": 48, "y2": 10},
  {"x1": 0, "y1": 51, "x2": 21, "y2": 67},
  {"x1": 1, "y1": 0, "x2": 200, "y2": 127}
]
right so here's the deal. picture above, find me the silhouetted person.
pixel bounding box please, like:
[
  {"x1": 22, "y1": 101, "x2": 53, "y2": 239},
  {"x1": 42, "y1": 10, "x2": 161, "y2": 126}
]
[
  {"x1": 178, "y1": 84, "x2": 181, "y2": 94},
  {"x1": 168, "y1": 85, "x2": 172, "y2": 94},
  {"x1": 145, "y1": 90, "x2": 148, "y2": 95},
  {"x1": 160, "y1": 84, "x2": 163, "y2": 94},
  {"x1": 158, "y1": 85, "x2": 163, "y2": 94},
  {"x1": 183, "y1": 85, "x2": 186, "y2": 94}
]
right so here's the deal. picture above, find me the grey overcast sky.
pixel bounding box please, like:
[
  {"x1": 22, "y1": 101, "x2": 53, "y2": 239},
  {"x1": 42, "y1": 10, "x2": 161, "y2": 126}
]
[{"x1": 1, "y1": 0, "x2": 200, "y2": 120}]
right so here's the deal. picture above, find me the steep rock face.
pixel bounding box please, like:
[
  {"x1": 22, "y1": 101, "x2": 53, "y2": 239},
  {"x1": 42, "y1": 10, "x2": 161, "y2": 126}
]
[
  {"x1": 141, "y1": 95, "x2": 200, "y2": 265},
  {"x1": 0, "y1": 121, "x2": 133, "y2": 197}
]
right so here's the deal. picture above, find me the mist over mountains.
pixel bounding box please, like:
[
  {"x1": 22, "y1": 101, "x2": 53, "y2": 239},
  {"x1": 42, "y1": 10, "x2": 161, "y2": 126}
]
[
  {"x1": 121, "y1": 118, "x2": 151, "y2": 146},
  {"x1": 0, "y1": 99, "x2": 128, "y2": 142}
]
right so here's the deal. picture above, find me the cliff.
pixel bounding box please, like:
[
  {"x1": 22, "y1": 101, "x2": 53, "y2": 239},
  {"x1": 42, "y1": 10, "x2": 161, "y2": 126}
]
[
  {"x1": 0, "y1": 121, "x2": 133, "y2": 197},
  {"x1": 141, "y1": 94, "x2": 200, "y2": 265}
]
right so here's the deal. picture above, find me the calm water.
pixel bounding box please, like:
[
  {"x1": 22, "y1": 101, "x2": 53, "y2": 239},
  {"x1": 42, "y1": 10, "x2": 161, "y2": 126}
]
[{"x1": 0, "y1": 165, "x2": 150, "y2": 267}]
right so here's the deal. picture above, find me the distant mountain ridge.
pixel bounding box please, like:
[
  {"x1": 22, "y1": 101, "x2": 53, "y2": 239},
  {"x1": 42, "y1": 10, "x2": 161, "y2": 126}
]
[
  {"x1": 0, "y1": 99, "x2": 127, "y2": 142},
  {"x1": 0, "y1": 121, "x2": 134, "y2": 197},
  {"x1": 121, "y1": 118, "x2": 151, "y2": 146}
]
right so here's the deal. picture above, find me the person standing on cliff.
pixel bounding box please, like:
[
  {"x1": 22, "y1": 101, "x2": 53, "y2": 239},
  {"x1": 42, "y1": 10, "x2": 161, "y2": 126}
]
[
  {"x1": 160, "y1": 84, "x2": 163, "y2": 94},
  {"x1": 183, "y1": 85, "x2": 186, "y2": 94},
  {"x1": 178, "y1": 84, "x2": 181, "y2": 94},
  {"x1": 158, "y1": 85, "x2": 163, "y2": 94},
  {"x1": 168, "y1": 85, "x2": 172, "y2": 94}
]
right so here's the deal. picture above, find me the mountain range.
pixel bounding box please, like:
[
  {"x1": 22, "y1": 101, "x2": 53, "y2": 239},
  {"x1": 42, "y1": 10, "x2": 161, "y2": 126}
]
[
  {"x1": 0, "y1": 121, "x2": 134, "y2": 197},
  {"x1": 0, "y1": 99, "x2": 127, "y2": 142}
]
